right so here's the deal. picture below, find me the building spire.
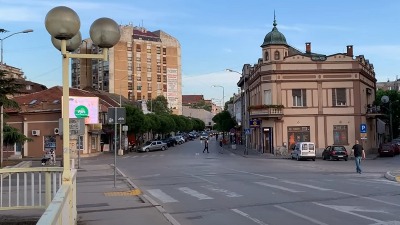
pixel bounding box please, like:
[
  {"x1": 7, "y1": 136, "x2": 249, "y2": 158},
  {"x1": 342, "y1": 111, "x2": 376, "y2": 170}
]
[{"x1": 273, "y1": 10, "x2": 277, "y2": 27}]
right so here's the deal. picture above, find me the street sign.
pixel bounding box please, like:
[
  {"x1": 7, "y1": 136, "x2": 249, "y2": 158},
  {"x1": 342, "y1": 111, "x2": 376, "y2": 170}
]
[
  {"x1": 360, "y1": 124, "x2": 367, "y2": 133},
  {"x1": 245, "y1": 128, "x2": 251, "y2": 135},
  {"x1": 107, "y1": 107, "x2": 126, "y2": 124},
  {"x1": 58, "y1": 118, "x2": 85, "y2": 135},
  {"x1": 249, "y1": 118, "x2": 260, "y2": 127}
]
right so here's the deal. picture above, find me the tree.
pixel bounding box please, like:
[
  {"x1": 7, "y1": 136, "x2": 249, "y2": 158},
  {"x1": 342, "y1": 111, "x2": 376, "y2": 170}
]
[
  {"x1": 147, "y1": 95, "x2": 171, "y2": 114},
  {"x1": 375, "y1": 89, "x2": 400, "y2": 139},
  {"x1": 0, "y1": 70, "x2": 24, "y2": 167},
  {"x1": 212, "y1": 111, "x2": 236, "y2": 132},
  {"x1": 3, "y1": 125, "x2": 32, "y2": 147},
  {"x1": 124, "y1": 104, "x2": 145, "y2": 143}
]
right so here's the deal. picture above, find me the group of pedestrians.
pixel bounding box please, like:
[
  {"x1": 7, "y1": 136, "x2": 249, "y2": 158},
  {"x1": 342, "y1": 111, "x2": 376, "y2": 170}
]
[{"x1": 202, "y1": 138, "x2": 223, "y2": 154}]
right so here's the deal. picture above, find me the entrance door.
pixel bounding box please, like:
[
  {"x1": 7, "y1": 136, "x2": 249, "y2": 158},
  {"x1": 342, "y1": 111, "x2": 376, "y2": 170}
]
[
  {"x1": 263, "y1": 127, "x2": 273, "y2": 154},
  {"x1": 15, "y1": 143, "x2": 22, "y2": 156}
]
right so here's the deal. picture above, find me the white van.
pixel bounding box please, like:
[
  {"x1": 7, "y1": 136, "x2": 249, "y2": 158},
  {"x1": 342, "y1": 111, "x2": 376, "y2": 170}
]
[{"x1": 291, "y1": 142, "x2": 316, "y2": 161}]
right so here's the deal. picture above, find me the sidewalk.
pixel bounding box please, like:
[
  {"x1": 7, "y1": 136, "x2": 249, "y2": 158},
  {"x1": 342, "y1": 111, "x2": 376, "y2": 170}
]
[{"x1": 76, "y1": 159, "x2": 178, "y2": 225}]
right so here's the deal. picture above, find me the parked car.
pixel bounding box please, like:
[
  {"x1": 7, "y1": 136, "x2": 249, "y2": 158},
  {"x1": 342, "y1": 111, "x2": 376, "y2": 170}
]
[
  {"x1": 378, "y1": 143, "x2": 395, "y2": 157},
  {"x1": 322, "y1": 145, "x2": 348, "y2": 161},
  {"x1": 140, "y1": 140, "x2": 168, "y2": 152},
  {"x1": 200, "y1": 132, "x2": 209, "y2": 140},
  {"x1": 391, "y1": 139, "x2": 400, "y2": 155},
  {"x1": 162, "y1": 137, "x2": 176, "y2": 147},
  {"x1": 172, "y1": 136, "x2": 185, "y2": 145},
  {"x1": 291, "y1": 142, "x2": 316, "y2": 161}
]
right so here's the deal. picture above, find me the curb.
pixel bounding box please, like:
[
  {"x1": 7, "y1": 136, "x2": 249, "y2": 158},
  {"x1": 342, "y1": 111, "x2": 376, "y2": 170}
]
[
  {"x1": 384, "y1": 171, "x2": 400, "y2": 183},
  {"x1": 115, "y1": 166, "x2": 181, "y2": 225}
]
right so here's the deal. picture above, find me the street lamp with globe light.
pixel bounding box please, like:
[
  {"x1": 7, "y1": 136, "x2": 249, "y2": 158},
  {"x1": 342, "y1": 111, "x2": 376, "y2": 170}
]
[{"x1": 45, "y1": 6, "x2": 120, "y2": 185}]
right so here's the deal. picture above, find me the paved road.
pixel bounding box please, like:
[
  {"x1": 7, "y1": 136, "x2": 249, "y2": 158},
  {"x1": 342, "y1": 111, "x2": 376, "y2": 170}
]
[{"x1": 94, "y1": 138, "x2": 400, "y2": 225}]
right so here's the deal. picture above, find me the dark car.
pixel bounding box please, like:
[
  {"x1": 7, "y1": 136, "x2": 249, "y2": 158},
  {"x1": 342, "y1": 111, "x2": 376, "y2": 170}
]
[
  {"x1": 391, "y1": 139, "x2": 400, "y2": 155},
  {"x1": 378, "y1": 143, "x2": 395, "y2": 157},
  {"x1": 162, "y1": 137, "x2": 176, "y2": 147},
  {"x1": 322, "y1": 145, "x2": 348, "y2": 161}
]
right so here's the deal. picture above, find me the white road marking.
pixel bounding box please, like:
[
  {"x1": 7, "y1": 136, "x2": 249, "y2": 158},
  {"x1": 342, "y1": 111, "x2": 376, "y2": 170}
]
[
  {"x1": 255, "y1": 182, "x2": 303, "y2": 193},
  {"x1": 333, "y1": 191, "x2": 400, "y2": 207},
  {"x1": 313, "y1": 202, "x2": 386, "y2": 223},
  {"x1": 228, "y1": 169, "x2": 278, "y2": 179},
  {"x1": 151, "y1": 155, "x2": 156, "y2": 157},
  {"x1": 142, "y1": 155, "x2": 148, "y2": 157},
  {"x1": 182, "y1": 173, "x2": 217, "y2": 184},
  {"x1": 122, "y1": 156, "x2": 130, "y2": 159},
  {"x1": 274, "y1": 205, "x2": 328, "y2": 225},
  {"x1": 131, "y1": 156, "x2": 138, "y2": 158},
  {"x1": 202, "y1": 185, "x2": 242, "y2": 197},
  {"x1": 231, "y1": 209, "x2": 269, "y2": 225},
  {"x1": 178, "y1": 187, "x2": 213, "y2": 200},
  {"x1": 147, "y1": 189, "x2": 178, "y2": 203},
  {"x1": 281, "y1": 180, "x2": 332, "y2": 191}
]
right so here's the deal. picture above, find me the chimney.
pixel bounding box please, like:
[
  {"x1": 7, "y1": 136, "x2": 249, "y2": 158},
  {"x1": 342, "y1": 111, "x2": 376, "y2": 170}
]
[
  {"x1": 346, "y1": 45, "x2": 353, "y2": 57},
  {"x1": 305, "y1": 42, "x2": 311, "y2": 54}
]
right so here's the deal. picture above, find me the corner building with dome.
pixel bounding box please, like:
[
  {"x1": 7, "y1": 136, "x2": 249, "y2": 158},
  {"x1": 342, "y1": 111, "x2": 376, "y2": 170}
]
[{"x1": 237, "y1": 17, "x2": 379, "y2": 155}]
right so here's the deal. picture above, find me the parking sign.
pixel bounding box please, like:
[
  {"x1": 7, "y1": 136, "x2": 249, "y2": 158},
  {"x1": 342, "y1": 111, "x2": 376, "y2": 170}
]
[{"x1": 360, "y1": 124, "x2": 367, "y2": 133}]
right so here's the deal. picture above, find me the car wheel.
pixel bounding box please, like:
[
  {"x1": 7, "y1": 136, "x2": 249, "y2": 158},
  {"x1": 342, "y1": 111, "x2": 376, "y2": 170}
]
[
  {"x1": 344, "y1": 158, "x2": 348, "y2": 161},
  {"x1": 145, "y1": 148, "x2": 149, "y2": 152},
  {"x1": 312, "y1": 158, "x2": 315, "y2": 161},
  {"x1": 329, "y1": 156, "x2": 333, "y2": 161},
  {"x1": 322, "y1": 154, "x2": 326, "y2": 160},
  {"x1": 161, "y1": 146, "x2": 165, "y2": 151}
]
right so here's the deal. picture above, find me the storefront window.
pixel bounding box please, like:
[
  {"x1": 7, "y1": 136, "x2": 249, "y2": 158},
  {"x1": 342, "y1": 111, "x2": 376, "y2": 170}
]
[
  {"x1": 333, "y1": 125, "x2": 348, "y2": 145},
  {"x1": 44, "y1": 136, "x2": 56, "y2": 151},
  {"x1": 287, "y1": 126, "x2": 310, "y2": 150}
]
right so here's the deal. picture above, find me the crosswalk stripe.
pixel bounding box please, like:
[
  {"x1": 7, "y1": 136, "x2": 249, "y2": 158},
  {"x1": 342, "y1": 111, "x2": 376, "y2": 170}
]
[
  {"x1": 147, "y1": 189, "x2": 178, "y2": 203},
  {"x1": 178, "y1": 187, "x2": 213, "y2": 200},
  {"x1": 255, "y1": 182, "x2": 303, "y2": 193},
  {"x1": 202, "y1": 185, "x2": 242, "y2": 197},
  {"x1": 275, "y1": 205, "x2": 328, "y2": 225},
  {"x1": 281, "y1": 180, "x2": 331, "y2": 191}
]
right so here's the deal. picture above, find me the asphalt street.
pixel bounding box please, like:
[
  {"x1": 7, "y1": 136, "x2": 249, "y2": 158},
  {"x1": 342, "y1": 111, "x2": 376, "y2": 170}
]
[{"x1": 90, "y1": 138, "x2": 400, "y2": 225}]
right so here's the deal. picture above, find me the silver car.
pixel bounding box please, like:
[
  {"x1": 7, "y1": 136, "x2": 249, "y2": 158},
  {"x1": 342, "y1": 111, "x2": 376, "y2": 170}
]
[{"x1": 140, "y1": 140, "x2": 168, "y2": 152}]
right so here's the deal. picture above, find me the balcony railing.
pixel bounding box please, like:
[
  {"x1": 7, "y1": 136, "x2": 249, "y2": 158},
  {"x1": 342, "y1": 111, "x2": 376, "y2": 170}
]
[{"x1": 249, "y1": 106, "x2": 283, "y2": 117}]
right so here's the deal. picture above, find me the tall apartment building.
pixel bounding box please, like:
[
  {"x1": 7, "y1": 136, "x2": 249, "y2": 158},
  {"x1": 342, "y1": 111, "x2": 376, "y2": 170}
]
[{"x1": 71, "y1": 25, "x2": 182, "y2": 114}]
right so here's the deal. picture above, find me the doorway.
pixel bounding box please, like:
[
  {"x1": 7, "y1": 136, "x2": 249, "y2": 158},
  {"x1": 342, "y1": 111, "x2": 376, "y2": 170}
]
[{"x1": 263, "y1": 127, "x2": 273, "y2": 154}]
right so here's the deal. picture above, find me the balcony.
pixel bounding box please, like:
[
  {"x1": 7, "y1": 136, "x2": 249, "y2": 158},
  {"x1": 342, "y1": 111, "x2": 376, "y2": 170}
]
[
  {"x1": 249, "y1": 105, "x2": 284, "y2": 118},
  {"x1": 366, "y1": 104, "x2": 384, "y2": 119}
]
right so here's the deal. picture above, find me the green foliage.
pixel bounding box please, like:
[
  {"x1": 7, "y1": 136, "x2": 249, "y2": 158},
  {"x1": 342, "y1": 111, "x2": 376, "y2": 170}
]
[
  {"x1": 187, "y1": 100, "x2": 212, "y2": 112},
  {"x1": 212, "y1": 111, "x2": 236, "y2": 132},
  {"x1": 374, "y1": 89, "x2": 400, "y2": 139},
  {"x1": 3, "y1": 125, "x2": 32, "y2": 146},
  {"x1": 124, "y1": 104, "x2": 145, "y2": 133},
  {"x1": 147, "y1": 95, "x2": 172, "y2": 114},
  {"x1": 191, "y1": 118, "x2": 205, "y2": 131},
  {"x1": 0, "y1": 70, "x2": 23, "y2": 108}
]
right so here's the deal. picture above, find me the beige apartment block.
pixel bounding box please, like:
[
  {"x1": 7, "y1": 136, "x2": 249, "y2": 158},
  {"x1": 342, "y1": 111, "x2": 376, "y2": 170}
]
[
  {"x1": 72, "y1": 24, "x2": 182, "y2": 114},
  {"x1": 240, "y1": 18, "x2": 378, "y2": 155}
]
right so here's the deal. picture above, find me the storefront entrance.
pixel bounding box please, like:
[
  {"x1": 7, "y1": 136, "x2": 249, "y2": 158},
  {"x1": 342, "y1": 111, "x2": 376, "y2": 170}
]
[{"x1": 263, "y1": 127, "x2": 273, "y2": 154}]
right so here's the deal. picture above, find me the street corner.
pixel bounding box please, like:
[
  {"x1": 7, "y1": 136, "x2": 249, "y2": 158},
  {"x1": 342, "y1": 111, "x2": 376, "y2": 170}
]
[
  {"x1": 384, "y1": 171, "x2": 400, "y2": 182},
  {"x1": 104, "y1": 188, "x2": 142, "y2": 197},
  {"x1": 395, "y1": 176, "x2": 400, "y2": 183}
]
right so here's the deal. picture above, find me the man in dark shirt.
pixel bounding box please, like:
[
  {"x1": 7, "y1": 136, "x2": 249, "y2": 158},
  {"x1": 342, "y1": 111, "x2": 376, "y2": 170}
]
[
  {"x1": 203, "y1": 139, "x2": 209, "y2": 153},
  {"x1": 352, "y1": 140, "x2": 366, "y2": 174}
]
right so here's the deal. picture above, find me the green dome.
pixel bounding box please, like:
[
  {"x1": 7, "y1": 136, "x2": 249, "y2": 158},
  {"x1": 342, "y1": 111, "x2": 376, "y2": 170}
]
[{"x1": 261, "y1": 19, "x2": 287, "y2": 47}]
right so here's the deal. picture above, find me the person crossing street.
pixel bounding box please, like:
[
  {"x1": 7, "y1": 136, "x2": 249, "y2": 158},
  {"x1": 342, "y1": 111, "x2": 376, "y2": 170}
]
[{"x1": 203, "y1": 139, "x2": 209, "y2": 153}]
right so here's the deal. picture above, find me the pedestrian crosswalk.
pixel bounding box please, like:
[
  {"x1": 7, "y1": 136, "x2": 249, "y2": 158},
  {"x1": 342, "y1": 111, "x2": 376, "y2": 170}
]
[{"x1": 145, "y1": 177, "x2": 399, "y2": 205}]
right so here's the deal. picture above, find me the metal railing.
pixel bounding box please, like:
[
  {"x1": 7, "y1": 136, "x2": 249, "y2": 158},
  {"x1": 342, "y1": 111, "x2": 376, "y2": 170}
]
[{"x1": 0, "y1": 166, "x2": 77, "y2": 225}]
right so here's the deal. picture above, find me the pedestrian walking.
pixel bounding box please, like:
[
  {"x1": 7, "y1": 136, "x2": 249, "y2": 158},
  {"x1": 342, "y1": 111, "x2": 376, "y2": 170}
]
[
  {"x1": 351, "y1": 140, "x2": 366, "y2": 174},
  {"x1": 203, "y1": 139, "x2": 209, "y2": 153}
]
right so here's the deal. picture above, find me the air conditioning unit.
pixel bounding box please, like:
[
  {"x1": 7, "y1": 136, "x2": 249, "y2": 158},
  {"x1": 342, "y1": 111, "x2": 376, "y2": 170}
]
[
  {"x1": 54, "y1": 128, "x2": 60, "y2": 135},
  {"x1": 32, "y1": 130, "x2": 40, "y2": 136}
]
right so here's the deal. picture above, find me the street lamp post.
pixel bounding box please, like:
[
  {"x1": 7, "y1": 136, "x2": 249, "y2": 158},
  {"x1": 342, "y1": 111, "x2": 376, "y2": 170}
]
[
  {"x1": 0, "y1": 29, "x2": 33, "y2": 167},
  {"x1": 226, "y1": 69, "x2": 248, "y2": 154},
  {"x1": 45, "y1": 6, "x2": 120, "y2": 184}
]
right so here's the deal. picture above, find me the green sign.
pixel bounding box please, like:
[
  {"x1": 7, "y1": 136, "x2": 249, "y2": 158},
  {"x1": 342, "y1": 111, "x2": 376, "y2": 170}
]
[{"x1": 74, "y1": 105, "x2": 89, "y2": 118}]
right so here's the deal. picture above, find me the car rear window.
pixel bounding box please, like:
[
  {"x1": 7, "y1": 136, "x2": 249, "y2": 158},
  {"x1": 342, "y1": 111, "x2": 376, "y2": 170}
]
[
  {"x1": 302, "y1": 144, "x2": 308, "y2": 150},
  {"x1": 309, "y1": 144, "x2": 315, "y2": 150},
  {"x1": 333, "y1": 146, "x2": 345, "y2": 151}
]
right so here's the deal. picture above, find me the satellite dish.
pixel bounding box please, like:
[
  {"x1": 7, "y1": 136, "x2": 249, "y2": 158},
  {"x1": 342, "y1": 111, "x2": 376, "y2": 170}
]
[{"x1": 381, "y1": 95, "x2": 389, "y2": 103}]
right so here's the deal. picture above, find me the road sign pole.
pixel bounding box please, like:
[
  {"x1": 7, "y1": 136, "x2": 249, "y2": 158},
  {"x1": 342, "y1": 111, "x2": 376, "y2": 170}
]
[{"x1": 114, "y1": 107, "x2": 117, "y2": 188}]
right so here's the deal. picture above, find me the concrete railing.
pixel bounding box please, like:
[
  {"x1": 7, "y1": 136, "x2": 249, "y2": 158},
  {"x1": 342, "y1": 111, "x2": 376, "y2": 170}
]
[
  {"x1": 36, "y1": 169, "x2": 77, "y2": 225},
  {"x1": 0, "y1": 166, "x2": 77, "y2": 225}
]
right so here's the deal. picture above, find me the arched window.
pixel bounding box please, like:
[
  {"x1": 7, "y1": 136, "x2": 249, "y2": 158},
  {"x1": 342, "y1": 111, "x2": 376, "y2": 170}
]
[
  {"x1": 274, "y1": 50, "x2": 280, "y2": 60},
  {"x1": 265, "y1": 51, "x2": 269, "y2": 61}
]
